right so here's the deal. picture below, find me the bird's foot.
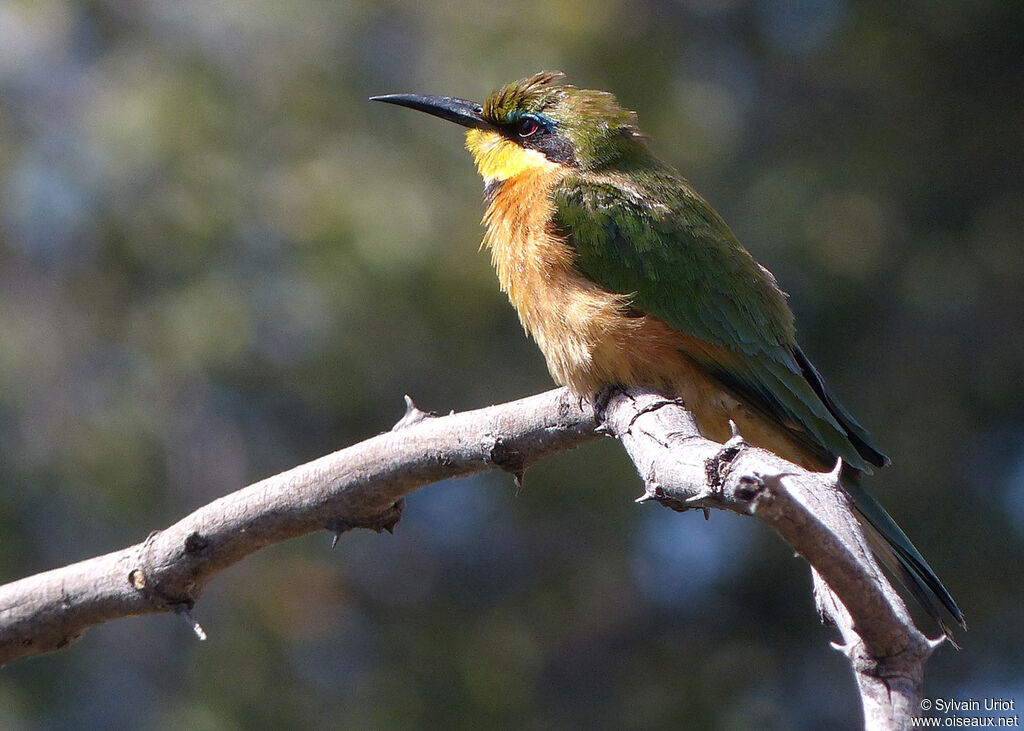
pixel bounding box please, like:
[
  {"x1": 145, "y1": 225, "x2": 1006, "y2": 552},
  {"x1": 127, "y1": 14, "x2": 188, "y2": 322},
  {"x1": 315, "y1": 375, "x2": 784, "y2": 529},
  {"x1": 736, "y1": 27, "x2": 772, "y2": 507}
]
[{"x1": 590, "y1": 384, "x2": 626, "y2": 427}]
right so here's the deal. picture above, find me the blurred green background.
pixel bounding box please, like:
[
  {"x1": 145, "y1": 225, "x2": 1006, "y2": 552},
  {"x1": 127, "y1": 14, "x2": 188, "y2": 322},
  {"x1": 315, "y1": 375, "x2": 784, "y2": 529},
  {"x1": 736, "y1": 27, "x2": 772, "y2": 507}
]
[{"x1": 1, "y1": 0, "x2": 1021, "y2": 728}]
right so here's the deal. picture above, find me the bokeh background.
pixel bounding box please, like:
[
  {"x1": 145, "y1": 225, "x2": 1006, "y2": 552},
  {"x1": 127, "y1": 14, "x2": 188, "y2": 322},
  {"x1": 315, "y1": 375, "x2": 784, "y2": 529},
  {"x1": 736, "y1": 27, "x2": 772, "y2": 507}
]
[{"x1": 1, "y1": 0, "x2": 1021, "y2": 728}]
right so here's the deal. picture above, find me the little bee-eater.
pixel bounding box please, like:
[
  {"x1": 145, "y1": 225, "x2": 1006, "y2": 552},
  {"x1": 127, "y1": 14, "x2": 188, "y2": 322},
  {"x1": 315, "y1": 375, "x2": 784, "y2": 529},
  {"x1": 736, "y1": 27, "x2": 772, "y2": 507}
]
[{"x1": 372, "y1": 71, "x2": 964, "y2": 638}]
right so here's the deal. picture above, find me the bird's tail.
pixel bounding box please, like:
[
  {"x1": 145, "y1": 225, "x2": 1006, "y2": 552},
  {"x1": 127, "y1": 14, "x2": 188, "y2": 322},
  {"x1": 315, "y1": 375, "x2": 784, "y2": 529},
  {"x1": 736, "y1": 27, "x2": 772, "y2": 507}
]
[{"x1": 843, "y1": 477, "x2": 966, "y2": 646}]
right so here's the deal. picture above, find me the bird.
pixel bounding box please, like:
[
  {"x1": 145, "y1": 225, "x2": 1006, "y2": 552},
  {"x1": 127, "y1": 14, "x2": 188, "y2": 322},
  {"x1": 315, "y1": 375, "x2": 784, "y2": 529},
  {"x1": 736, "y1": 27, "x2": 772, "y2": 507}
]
[{"x1": 371, "y1": 71, "x2": 964, "y2": 640}]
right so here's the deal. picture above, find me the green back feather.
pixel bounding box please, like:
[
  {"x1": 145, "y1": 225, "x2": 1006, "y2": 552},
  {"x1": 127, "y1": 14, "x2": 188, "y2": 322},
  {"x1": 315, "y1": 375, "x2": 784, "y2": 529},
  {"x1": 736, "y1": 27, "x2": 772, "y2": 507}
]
[{"x1": 552, "y1": 166, "x2": 884, "y2": 472}]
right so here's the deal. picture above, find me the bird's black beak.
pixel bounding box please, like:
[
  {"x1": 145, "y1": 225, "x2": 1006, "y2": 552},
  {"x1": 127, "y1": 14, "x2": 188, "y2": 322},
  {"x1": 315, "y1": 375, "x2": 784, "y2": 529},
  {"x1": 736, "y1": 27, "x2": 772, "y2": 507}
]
[{"x1": 369, "y1": 93, "x2": 494, "y2": 130}]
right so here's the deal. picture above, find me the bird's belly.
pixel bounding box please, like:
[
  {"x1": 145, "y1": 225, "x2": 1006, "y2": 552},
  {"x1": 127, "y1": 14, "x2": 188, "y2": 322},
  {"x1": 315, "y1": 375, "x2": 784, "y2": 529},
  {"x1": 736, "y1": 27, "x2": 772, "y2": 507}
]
[
  {"x1": 522, "y1": 287, "x2": 824, "y2": 469},
  {"x1": 527, "y1": 299, "x2": 732, "y2": 436}
]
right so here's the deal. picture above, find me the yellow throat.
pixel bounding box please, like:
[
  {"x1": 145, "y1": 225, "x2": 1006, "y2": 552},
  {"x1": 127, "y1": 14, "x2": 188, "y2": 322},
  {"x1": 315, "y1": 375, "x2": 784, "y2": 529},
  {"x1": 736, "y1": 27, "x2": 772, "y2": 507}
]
[{"x1": 465, "y1": 129, "x2": 561, "y2": 184}]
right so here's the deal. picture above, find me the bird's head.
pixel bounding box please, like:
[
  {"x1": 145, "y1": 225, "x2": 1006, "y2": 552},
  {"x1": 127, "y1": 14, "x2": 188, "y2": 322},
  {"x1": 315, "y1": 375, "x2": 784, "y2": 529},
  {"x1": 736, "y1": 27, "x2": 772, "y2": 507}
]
[{"x1": 372, "y1": 71, "x2": 648, "y2": 185}]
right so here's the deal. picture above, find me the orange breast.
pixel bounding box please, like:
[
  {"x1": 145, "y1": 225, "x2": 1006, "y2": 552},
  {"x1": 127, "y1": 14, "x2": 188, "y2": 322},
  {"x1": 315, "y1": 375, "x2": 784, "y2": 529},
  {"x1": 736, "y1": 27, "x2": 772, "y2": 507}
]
[{"x1": 484, "y1": 172, "x2": 718, "y2": 425}]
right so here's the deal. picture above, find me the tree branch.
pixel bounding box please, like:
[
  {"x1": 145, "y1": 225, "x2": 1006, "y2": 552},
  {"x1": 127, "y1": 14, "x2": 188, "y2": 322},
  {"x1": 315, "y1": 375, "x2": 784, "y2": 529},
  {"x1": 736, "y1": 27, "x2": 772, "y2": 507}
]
[
  {"x1": 599, "y1": 387, "x2": 938, "y2": 729},
  {"x1": 0, "y1": 387, "x2": 939, "y2": 727},
  {"x1": 0, "y1": 389, "x2": 597, "y2": 665}
]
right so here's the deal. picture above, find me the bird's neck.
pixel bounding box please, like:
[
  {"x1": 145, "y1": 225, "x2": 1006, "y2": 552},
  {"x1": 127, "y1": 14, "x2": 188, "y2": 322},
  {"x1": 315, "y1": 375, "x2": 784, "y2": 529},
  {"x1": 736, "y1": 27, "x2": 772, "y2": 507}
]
[{"x1": 479, "y1": 166, "x2": 570, "y2": 308}]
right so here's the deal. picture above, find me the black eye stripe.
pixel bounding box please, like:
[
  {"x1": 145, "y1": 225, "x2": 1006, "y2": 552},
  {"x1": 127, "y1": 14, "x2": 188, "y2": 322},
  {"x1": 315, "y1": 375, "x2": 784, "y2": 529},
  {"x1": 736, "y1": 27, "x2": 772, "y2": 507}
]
[{"x1": 497, "y1": 113, "x2": 577, "y2": 166}]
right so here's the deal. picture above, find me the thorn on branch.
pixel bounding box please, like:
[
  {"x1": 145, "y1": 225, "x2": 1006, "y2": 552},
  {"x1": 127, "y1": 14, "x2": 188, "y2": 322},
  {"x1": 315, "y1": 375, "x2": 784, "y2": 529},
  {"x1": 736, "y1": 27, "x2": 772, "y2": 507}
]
[
  {"x1": 326, "y1": 517, "x2": 352, "y2": 547},
  {"x1": 635, "y1": 483, "x2": 693, "y2": 513},
  {"x1": 827, "y1": 457, "x2": 844, "y2": 484},
  {"x1": 176, "y1": 605, "x2": 207, "y2": 641},
  {"x1": 325, "y1": 499, "x2": 406, "y2": 547},
  {"x1": 723, "y1": 426, "x2": 745, "y2": 451},
  {"x1": 488, "y1": 436, "x2": 528, "y2": 488},
  {"x1": 392, "y1": 395, "x2": 437, "y2": 431},
  {"x1": 635, "y1": 482, "x2": 666, "y2": 504},
  {"x1": 512, "y1": 470, "x2": 524, "y2": 493}
]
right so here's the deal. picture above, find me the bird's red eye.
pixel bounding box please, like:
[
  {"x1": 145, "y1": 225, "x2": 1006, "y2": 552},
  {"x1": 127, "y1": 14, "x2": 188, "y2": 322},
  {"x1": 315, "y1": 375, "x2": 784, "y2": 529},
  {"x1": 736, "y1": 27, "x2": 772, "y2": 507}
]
[{"x1": 518, "y1": 118, "x2": 540, "y2": 137}]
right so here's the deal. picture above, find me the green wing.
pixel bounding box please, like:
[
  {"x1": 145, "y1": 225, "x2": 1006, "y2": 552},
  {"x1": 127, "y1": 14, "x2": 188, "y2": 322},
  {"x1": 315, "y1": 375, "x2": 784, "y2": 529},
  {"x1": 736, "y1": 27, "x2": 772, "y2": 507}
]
[
  {"x1": 551, "y1": 170, "x2": 971, "y2": 632},
  {"x1": 552, "y1": 171, "x2": 887, "y2": 473}
]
